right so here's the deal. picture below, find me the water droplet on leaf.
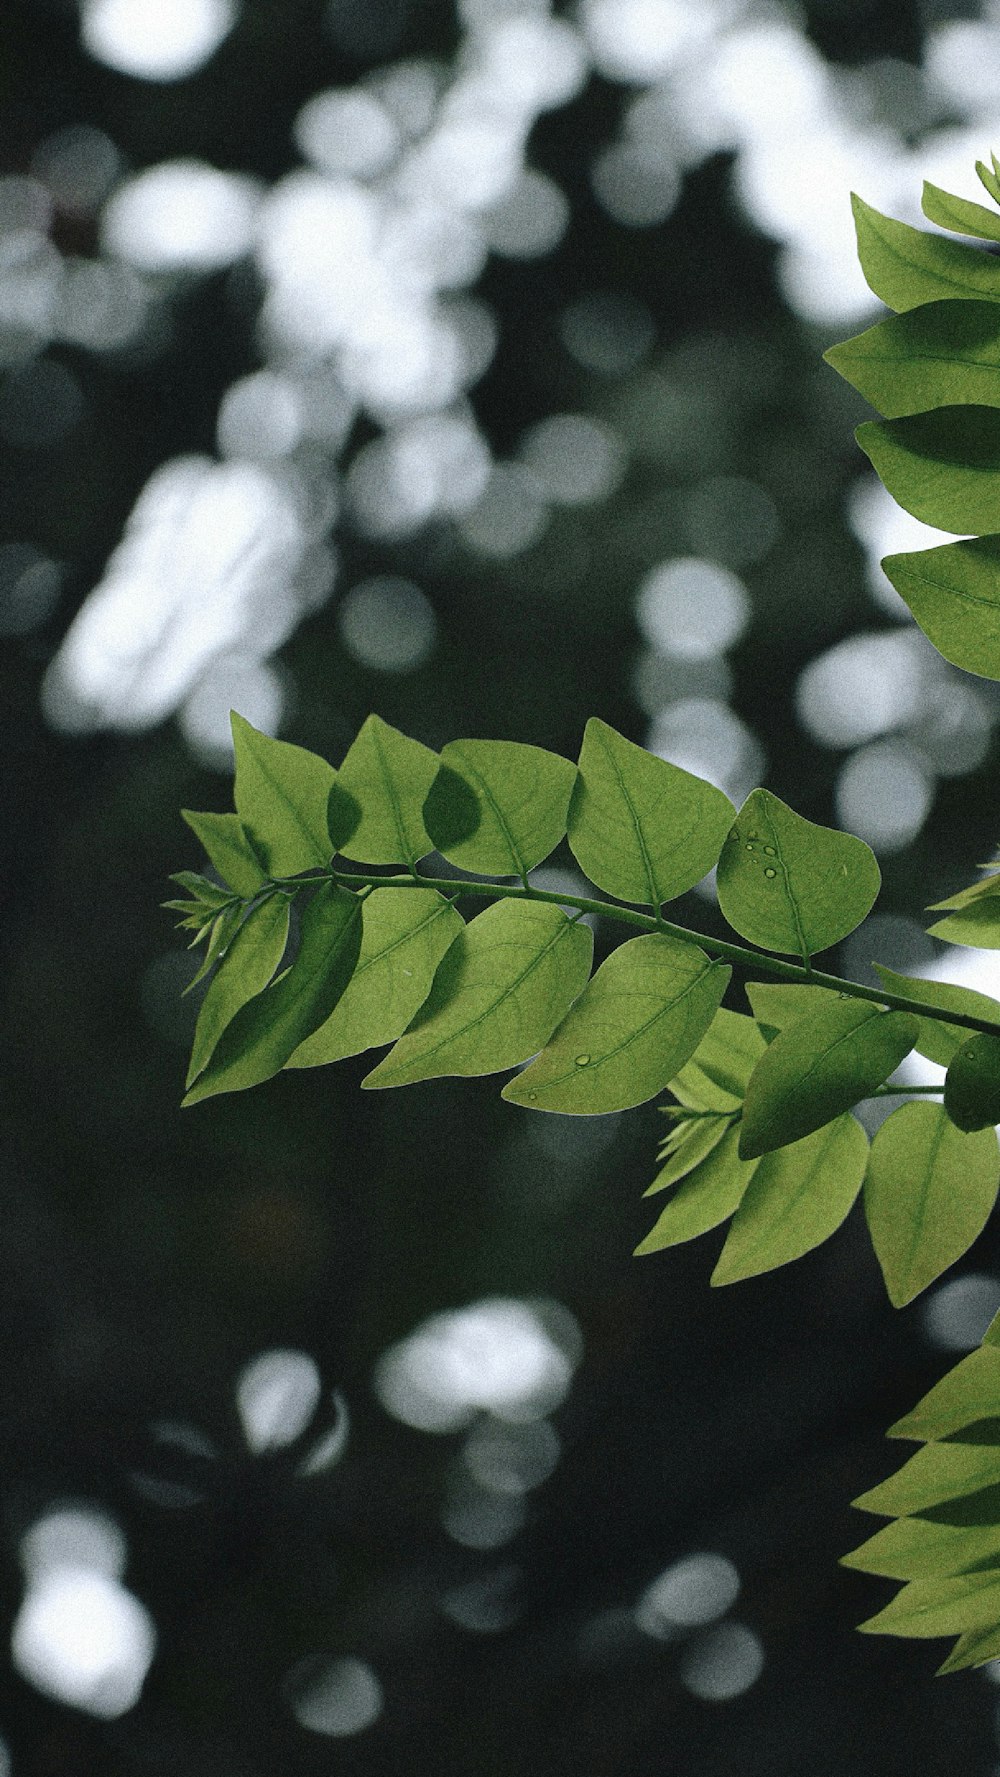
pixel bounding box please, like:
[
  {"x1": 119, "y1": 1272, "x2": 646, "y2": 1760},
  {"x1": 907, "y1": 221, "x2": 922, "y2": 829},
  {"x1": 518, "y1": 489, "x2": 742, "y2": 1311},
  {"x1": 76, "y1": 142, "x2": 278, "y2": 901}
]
[
  {"x1": 575, "y1": 1054, "x2": 591, "y2": 1067},
  {"x1": 764, "y1": 867, "x2": 777, "y2": 879},
  {"x1": 763, "y1": 845, "x2": 777, "y2": 857}
]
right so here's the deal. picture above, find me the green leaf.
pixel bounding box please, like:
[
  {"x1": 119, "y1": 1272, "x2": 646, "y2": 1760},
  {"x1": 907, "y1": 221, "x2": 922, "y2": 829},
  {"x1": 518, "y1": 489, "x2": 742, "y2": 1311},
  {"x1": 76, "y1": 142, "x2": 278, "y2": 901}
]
[
  {"x1": 921, "y1": 180, "x2": 1000, "y2": 245},
  {"x1": 285, "y1": 888, "x2": 464, "y2": 1067},
  {"x1": 635, "y1": 1126, "x2": 758, "y2": 1252},
  {"x1": 502, "y1": 935, "x2": 730, "y2": 1114},
  {"x1": 183, "y1": 883, "x2": 362, "y2": 1104},
  {"x1": 863, "y1": 1102, "x2": 1000, "y2": 1308},
  {"x1": 945, "y1": 1033, "x2": 1000, "y2": 1131},
  {"x1": 927, "y1": 896, "x2": 1000, "y2": 947},
  {"x1": 888, "y1": 1347, "x2": 1000, "y2": 1443},
  {"x1": 842, "y1": 1512, "x2": 1000, "y2": 1583},
  {"x1": 183, "y1": 901, "x2": 244, "y2": 995},
  {"x1": 851, "y1": 193, "x2": 1000, "y2": 312},
  {"x1": 423, "y1": 739, "x2": 577, "y2": 877},
  {"x1": 180, "y1": 809, "x2": 266, "y2": 899},
  {"x1": 186, "y1": 892, "x2": 292, "y2": 1087},
  {"x1": 231, "y1": 711, "x2": 343, "y2": 876},
  {"x1": 166, "y1": 868, "x2": 240, "y2": 909},
  {"x1": 669, "y1": 1009, "x2": 767, "y2": 1111},
  {"x1": 567, "y1": 717, "x2": 734, "y2": 908},
  {"x1": 872, "y1": 964, "x2": 1000, "y2": 1066},
  {"x1": 928, "y1": 870, "x2": 1000, "y2": 912},
  {"x1": 715, "y1": 787, "x2": 881, "y2": 959},
  {"x1": 738, "y1": 1001, "x2": 918, "y2": 1160},
  {"x1": 858, "y1": 1570, "x2": 1000, "y2": 1639},
  {"x1": 824, "y1": 300, "x2": 1000, "y2": 419},
  {"x1": 362, "y1": 900, "x2": 593, "y2": 1089},
  {"x1": 711, "y1": 1114, "x2": 868, "y2": 1286},
  {"x1": 882, "y1": 535, "x2": 1000, "y2": 680},
  {"x1": 743, "y1": 981, "x2": 847, "y2": 1033},
  {"x1": 645, "y1": 1112, "x2": 732, "y2": 1195},
  {"x1": 857, "y1": 407, "x2": 1000, "y2": 535},
  {"x1": 936, "y1": 1622, "x2": 1000, "y2": 1674},
  {"x1": 334, "y1": 714, "x2": 439, "y2": 869},
  {"x1": 978, "y1": 156, "x2": 1000, "y2": 208},
  {"x1": 853, "y1": 1439, "x2": 1000, "y2": 1517}
]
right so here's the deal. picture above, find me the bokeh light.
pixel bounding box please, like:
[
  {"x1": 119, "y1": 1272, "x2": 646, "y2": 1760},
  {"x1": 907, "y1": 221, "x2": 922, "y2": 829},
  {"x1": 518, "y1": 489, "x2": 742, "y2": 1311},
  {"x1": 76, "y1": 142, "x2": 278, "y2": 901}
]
[{"x1": 81, "y1": 0, "x2": 238, "y2": 81}]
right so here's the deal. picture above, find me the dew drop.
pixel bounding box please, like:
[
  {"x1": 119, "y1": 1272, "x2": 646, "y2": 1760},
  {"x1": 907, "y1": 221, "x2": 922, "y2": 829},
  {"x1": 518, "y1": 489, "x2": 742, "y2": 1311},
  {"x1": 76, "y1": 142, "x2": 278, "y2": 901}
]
[
  {"x1": 763, "y1": 845, "x2": 777, "y2": 857},
  {"x1": 744, "y1": 842, "x2": 755, "y2": 852},
  {"x1": 575, "y1": 1054, "x2": 591, "y2": 1067},
  {"x1": 763, "y1": 867, "x2": 777, "y2": 879},
  {"x1": 746, "y1": 832, "x2": 759, "y2": 841}
]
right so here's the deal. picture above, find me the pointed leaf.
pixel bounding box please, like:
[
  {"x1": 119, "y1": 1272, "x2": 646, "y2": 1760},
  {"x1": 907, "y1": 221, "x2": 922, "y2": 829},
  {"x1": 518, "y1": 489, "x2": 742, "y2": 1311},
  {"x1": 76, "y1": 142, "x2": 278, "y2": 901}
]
[
  {"x1": 362, "y1": 900, "x2": 593, "y2": 1089},
  {"x1": 711, "y1": 1114, "x2": 868, "y2": 1286},
  {"x1": 872, "y1": 965, "x2": 1000, "y2": 1067},
  {"x1": 863, "y1": 1101, "x2": 999, "y2": 1307},
  {"x1": 286, "y1": 888, "x2": 463, "y2": 1067},
  {"x1": 186, "y1": 892, "x2": 292, "y2": 1086},
  {"x1": 423, "y1": 739, "x2": 576, "y2": 878},
  {"x1": 979, "y1": 157, "x2": 1000, "y2": 207},
  {"x1": 882, "y1": 535, "x2": 1000, "y2": 680},
  {"x1": 824, "y1": 299, "x2": 1000, "y2": 418},
  {"x1": 843, "y1": 1512, "x2": 1000, "y2": 1583},
  {"x1": 927, "y1": 896, "x2": 1000, "y2": 947},
  {"x1": 669, "y1": 1009, "x2": 767, "y2": 1111},
  {"x1": 180, "y1": 808, "x2": 266, "y2": 899},
  {"x1": 889, "y1": 1347, "x2": 1000, "y2": 1443},
  {"x1": 183, "y1": 883, "x2": 362, "y2": 1104},
  {"x1": 335, "y1": 715, "x2": 439, "y2": 869},
  {"x1": 743, "y1": 980, "x2": 847, "y2": 1033},
  {"x1": 858, "y1": 1570, "x2": 1000, "y2": 1639},
  {"x1": 928, "y1": 871, "x2": 1000, "y2": 912},
  {"x1": 635, "y1": 1127, "x2": 758, "y2": 1252},
  {"x1": 716, "y1": 787, "x2": 880, "y2": 958},
  {"x1": 183, "y1": 901, "x2": 244, "y2": 995},
  {"x1": 645, "y1": 1113, "x2": 732, "y2": 1195},
  {"x1": 231, "y1": 711, "x2": 343, "y2": 876},
  {"x1": 502, "y1": 935, "x2": 730, "y2": 1114},
  {"x1": 567, "y1": 717, "x2": 733, "y2": 908},
  {"x1": 738, "y1": 1001, "x2": 918, "y2": 1160},
  {"x1": 851, "y1": 193, "x2": 1000, "y2": 312},
  {"x1": 167, "y1": 868, "x2": 241, "y2": 909},
  {"x1": 945, "y1": 1032, "x2": 1000, "y2": 1131},
  {"x1": 853, "y1": 1439, "x2": 1000, "y2": 1517},
  {"x1": 857, "y1": 407, "x2": 1000, "y2": 535},
  {"x1": 921, "y1": 180, "x2": 1000, "y2": 245},
  {"x1": 936, "y1": 1622, "x2": 1000, "y2": 1673}
]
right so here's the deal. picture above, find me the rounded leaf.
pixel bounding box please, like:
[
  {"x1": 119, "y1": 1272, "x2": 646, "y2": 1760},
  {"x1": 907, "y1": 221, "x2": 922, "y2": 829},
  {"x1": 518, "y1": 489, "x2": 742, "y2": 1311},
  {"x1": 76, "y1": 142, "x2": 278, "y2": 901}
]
[
  {"x1": 716, "y1": 788, "x2": 880, "y2": 958},
  {"x1": 945, "y1": 1033, "x2": 1000, "y2": 1131}
]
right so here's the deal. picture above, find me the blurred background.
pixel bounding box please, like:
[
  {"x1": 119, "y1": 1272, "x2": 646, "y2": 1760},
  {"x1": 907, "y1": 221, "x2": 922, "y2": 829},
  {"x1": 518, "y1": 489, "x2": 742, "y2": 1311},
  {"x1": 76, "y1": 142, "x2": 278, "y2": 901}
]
[{"x1": 5, "y1": 0, "x2": 1000, "y2": 1769}]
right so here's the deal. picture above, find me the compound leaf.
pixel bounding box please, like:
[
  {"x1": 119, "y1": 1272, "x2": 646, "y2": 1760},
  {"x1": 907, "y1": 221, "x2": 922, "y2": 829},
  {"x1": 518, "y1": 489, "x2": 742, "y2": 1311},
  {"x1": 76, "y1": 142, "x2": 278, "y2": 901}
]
[
  {"x1": 716, "y1": 788, "x2": 880, "y2": 958},
  {"x1": 183, "y1": 883, "x2": 362, "y2": 1104},
  {"x1": 872, "y1": 964, "x2": 1000, "y2": 1067},
  {"x1": 567, "y1": 717, "x2": 733, "y2": 908},
  {"x1": 635, "y1": 1126, "x2": 758, "y2": 1252},
  {"x1": 362, "y1": 900, "x2": 593, "y2": 1089},
  {"x1": 502, "y1": 935, "x2": 730, "y2": 1114},
  {"x1": 711, "y1": 1114, "x2": 868, "y2": 1286},
  {"x1": 180, "y1": 808, "x2": 266, "y2": 899},
  {"x1": 334, "y1": 714, "x2": 439, "y2": 869},
  {"x1": 186, "y1": 891, "x2": 292, "y2": 1087},
  {"x1": 738, "y1": 1001, "x2": 918, "y2": 1160},
  {"x1": 863, "y1": 1101, "x2": 1000, "y2": 1307},
  {"x1": 424, "y1": 739, "x2": 576, "y2": 877},
  {"x1": 231, "y1": 712, "x2": 344, "y2": 876},
  {"x1": 857, "y1": 407, "x2": 1000, "y2": 535},
  {"x1": 824, "y1": 299, "x2": 1000, "y2": 419},
  {"x1": 286, "y1": 887, "x2": 464, "y2": 1067},
  {"x1": 882, "y1": 535, "x2": 1000, "y2": 680},
  {"x1": 922, "y1": 181, "x2": 1000, "y2": 245},
  {"x1": 851, "y1": 193, "x2": 1000, "y2": 312}
]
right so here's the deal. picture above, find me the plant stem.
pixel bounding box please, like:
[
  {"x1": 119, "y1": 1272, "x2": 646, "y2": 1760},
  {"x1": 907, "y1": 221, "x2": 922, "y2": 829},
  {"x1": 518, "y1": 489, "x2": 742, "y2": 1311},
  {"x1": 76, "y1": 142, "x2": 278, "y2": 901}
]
[{"x1": 268, "y1": 864, "x2": 1000, "y2": 1044}]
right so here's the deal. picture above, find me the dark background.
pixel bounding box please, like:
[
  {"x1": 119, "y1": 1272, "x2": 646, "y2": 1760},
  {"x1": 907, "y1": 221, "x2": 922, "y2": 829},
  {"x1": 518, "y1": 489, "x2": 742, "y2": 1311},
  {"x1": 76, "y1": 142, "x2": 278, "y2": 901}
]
[{"x1": 2, "y1": 0, "x2": 1000, "y2": 1770}]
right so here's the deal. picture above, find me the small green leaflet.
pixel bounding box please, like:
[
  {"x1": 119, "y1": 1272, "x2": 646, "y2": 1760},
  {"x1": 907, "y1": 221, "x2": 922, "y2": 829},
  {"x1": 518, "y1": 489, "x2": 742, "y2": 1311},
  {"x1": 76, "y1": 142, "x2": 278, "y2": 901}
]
[
  {"x1": 502, "y1": 934, "x2": 730, "y2": 1114},
  {"x1": 738, "y1": 1001, "x2": 918, "y2": 1160},
  {"x1": 928, "y1": 870, "x2": 1000, "y2": 912},
  {"x1": 851, "y1": 194, "x2": 1000, "y2": 313},
  {"x1": 286, "y1": 888, "x2": 463, "y2": 1068},
  {"x1": 645, "y1": 1113, "x2": 731, "y2": 1196},
  {"x1": 231, "y1": 712, "x2": 345, "y2": 876},
  {"x1": 183, "y1": 883, "x2": 362, "y2": 1104},
  {"x1": 716, "y1": 787, "x2": 880, "y2": 958},
  {"x1": 858, "y1": 1572, "x2": 1000, "y2": 1641},
  {"x1": 926, "y1": 894, "x2": 1000, "y2": 947},
  {"x1": 567, "y1": 717, "x2": 734, "y2": 908},
  {"x1": 711, "y1": 1114, "x2": 868, "y2": 1286},
  {"x1": 362, "y1": 899, "x2": 593, "y2": 1089},
  {"x1": 423, "y1": 739, "x2": 576, "y2": 877},
  {"x1": 842, "y1": 1513, "x2": 1000, "y2": 1584},
  {"x1": 185, "y1": 892, "x2": 292, "y2": 1087},
  {"x1": 872, "y1": 964, "x2": 1000, "y2": 1066},
  {"x1": 921, "y1": 180, "x2": 1000, "y2": 245},
  {"x1": 945, "y1": 1033, "x2": 1000, "y2": 1131},
  {"x1": 669, "y1": 1009, "x2": 766, "y2": 1111},
  {"x1": 881, "y1": 536, "x2": 1000, "y2": 681},
  {"x1": 182, "y1": 900, "x2": 244, "y2": 995},
  {"x1": 979, "y1": 154, "x2": 1000, "y2": 208},
  {"x1": 635, "y1": 1126, "x2": 757, "y2": 1253},
  {"x1": 937, "y1": 1623, "x2": 1000, "y2": 1675},
  {"x1": 862, "y1": 1102, "x2": 1000, "y2": 1308},
  {"x1": 180, "y1": 809, "x2": 265, "y2": 898},
  {"x1": 888, "y1": 1345, "x2": 1000, "y2": 1443},
  {"x1": 743, "y1": 980, "x2": 846, "y2": 1033},
  {"x1": 854, "y1": 1440, "x2": 1000, "y2": 1518},
  {"x1": 333, "y1": 714, "x2": 439, "y2": 869},
  {"x1": 857, "y1": 407, "x2": 1000, "y2": 535},
  {"x1": 825, "y1": 300, "x2": 1000, "y2": 419}
]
